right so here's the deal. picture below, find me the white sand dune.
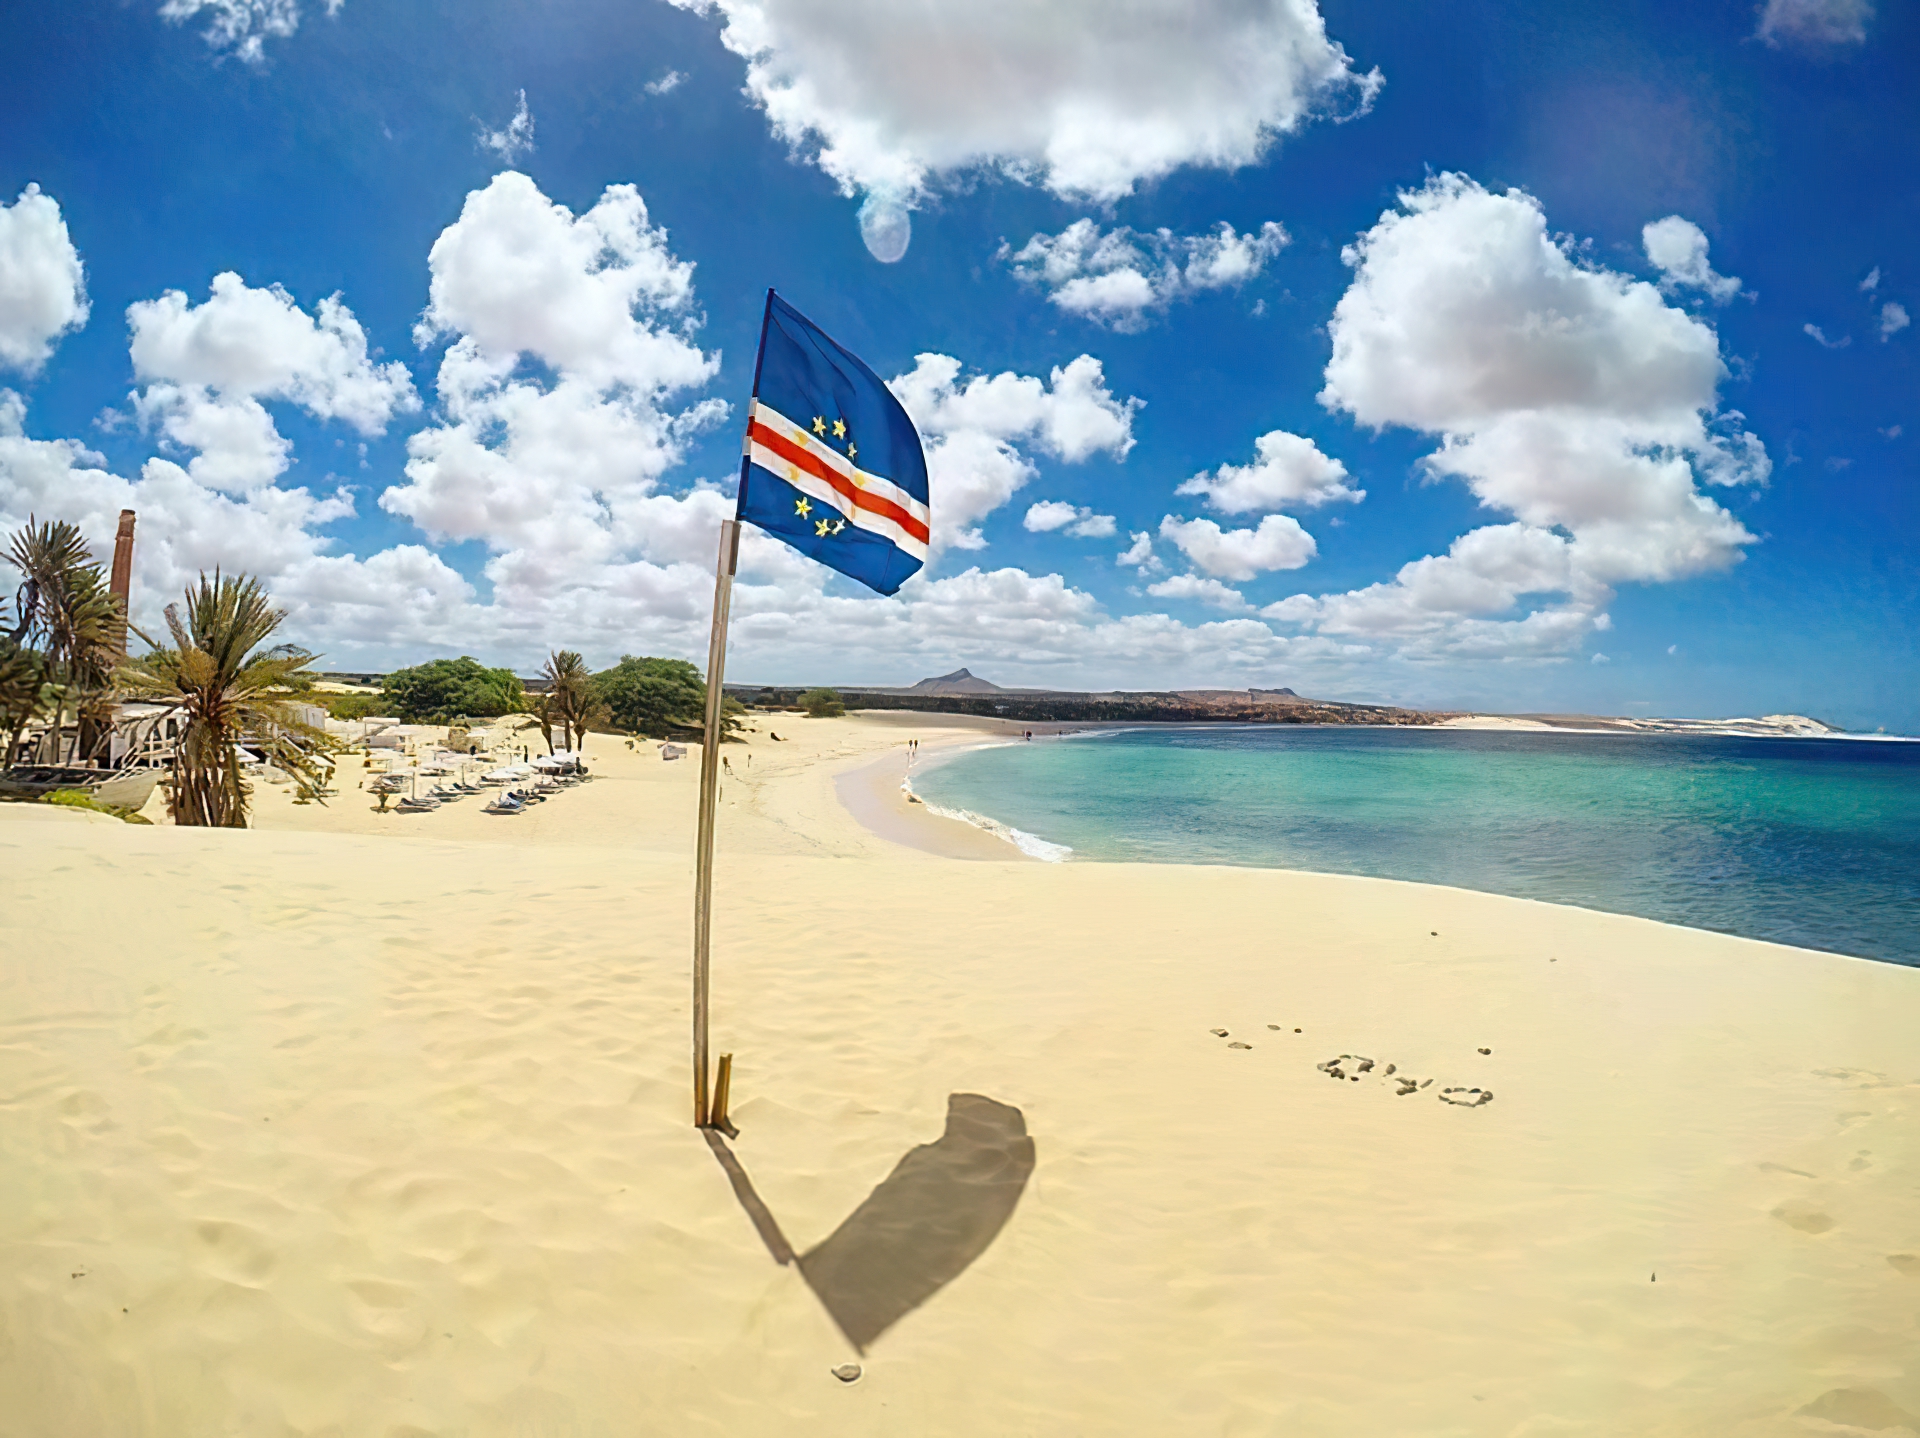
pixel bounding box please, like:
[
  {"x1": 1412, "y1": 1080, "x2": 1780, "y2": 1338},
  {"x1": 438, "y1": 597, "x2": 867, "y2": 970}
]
[{"x1": 3, "y1": 714, "x2": 1917, "y2": 1435}]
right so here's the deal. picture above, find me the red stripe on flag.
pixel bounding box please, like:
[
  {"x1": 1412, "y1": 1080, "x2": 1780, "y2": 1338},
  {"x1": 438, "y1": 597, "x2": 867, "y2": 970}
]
[{"x1": 749, "y1": 422, "x2": 931, "y2": 545}]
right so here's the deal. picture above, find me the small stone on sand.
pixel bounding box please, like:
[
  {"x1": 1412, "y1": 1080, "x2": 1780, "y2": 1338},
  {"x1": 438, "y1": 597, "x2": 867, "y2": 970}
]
[
  {"x1": 1478, "y1": 1047, "x2": 1492, "y2": 1055},
  {"x1": 1267, "y1": 1024, "x2": 1281, "y2": 1030},
  {"x1": 1384, "y1": 1063, "x2": 1396, "y2": 1075},
  {"x1": 1211, "y1": 1028, "x2": 1228, "y2": 1037},
  {"x1": 1228, "y1": 1041, "x2": 1251, "y2": 1049},
  {"x1": 832, "y1": 1364, "x2": 862, "y2": 1383}
]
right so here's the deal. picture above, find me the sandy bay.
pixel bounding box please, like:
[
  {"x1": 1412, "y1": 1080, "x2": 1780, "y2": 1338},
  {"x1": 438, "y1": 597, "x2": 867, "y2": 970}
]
[{"x1": 2, "y1": 714, "x2": 1917, "y2": 1436}]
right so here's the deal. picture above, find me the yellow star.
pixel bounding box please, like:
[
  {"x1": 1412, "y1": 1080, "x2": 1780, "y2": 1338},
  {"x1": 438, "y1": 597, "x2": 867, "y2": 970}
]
[
  {"x1": 814, "y1": 518, "x2": 832, "y2": 537},
  {"x1": 794, "y1": 497, "x2": 811, "y2": 517},
  {"x1": 832, "y1": 418, "x2": 847, "y2": 439},
  {"x1": 846, "y1": 443, "x2": 857, "y2": 461},
  {"x1": 812, "y1": 416, "x2": 827, "y2": 436}
]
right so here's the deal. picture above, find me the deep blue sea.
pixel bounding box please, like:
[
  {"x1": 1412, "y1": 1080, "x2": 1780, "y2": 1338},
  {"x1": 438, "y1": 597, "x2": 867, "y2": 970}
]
[{"x1": 912, "y1": 727, "x2": 1920, "y2": 967}]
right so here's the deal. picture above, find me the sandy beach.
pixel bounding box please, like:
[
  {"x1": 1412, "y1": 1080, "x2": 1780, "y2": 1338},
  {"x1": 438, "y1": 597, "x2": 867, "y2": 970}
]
[{"x1": 4, "y1": 713, "x2": 1918, "y2": 1436}]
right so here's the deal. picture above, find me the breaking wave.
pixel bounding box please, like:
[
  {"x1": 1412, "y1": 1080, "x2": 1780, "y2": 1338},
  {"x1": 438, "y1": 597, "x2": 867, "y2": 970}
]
[{"x1": 901, "y1": 770, "x2": 1072, "y2": 862}]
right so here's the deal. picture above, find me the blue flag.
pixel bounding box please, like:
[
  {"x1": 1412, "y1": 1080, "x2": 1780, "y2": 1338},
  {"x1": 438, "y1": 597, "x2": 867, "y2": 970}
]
[{"x1": 736, "y1": 292, "x2": 930, "y2": 596}]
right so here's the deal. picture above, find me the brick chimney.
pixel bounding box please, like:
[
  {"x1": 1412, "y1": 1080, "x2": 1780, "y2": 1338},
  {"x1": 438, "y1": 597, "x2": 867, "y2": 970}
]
[{"x1": 109, "y1": 509, "x2": 136, "y2": 656}]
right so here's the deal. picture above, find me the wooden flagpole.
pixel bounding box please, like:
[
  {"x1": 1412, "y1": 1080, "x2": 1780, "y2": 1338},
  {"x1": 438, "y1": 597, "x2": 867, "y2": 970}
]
[
  {"x1": 694, "y1": 289, "x2": 774, "y2": 1129},
  {"x1": 692, "y1": 518, "x2": 741, "y2": 1127}
]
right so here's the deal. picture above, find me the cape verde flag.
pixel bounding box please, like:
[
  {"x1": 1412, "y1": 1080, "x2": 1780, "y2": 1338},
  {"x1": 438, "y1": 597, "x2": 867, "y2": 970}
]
[{"x1": 736, "y1": 292, "x2": 930, "y2": 596}]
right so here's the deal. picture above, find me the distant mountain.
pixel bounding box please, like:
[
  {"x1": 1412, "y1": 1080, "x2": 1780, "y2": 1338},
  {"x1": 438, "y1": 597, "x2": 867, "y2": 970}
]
[{"x1": 908, "y1": 667, "x2": 1005, "y2": 695}]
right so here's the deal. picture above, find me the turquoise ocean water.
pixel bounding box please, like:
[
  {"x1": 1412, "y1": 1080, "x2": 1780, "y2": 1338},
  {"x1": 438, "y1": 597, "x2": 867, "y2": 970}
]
[{"x1": 912, "y1": 727, "x2": 1920, "y2": 967}]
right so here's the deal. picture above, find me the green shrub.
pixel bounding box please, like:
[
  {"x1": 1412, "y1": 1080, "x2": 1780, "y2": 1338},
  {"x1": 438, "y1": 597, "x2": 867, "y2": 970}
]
[
  {"x1": 43, "y1": 788, "x2": 152, "y2": 824},
  {"x1": 594, "y1": 655, "x2": 706, "y2": 737},
  {"x1": 380, "y1": 657, "x2": 523, "y2": 721},
  {"x1": 799, "y1": 687, "x2": 845, "y2": 718},
  {"x1": 324, "y1": 691, "x2": 384, "y2": 721}
]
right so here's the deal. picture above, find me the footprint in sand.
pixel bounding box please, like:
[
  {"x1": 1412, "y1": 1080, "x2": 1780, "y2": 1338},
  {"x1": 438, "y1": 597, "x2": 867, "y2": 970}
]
[
  {"x1": 1771, "y1": 1201, "x2": 1835, "y2": 1235},
  {"x1": 134, "y1": 1024, "x2": 208, "y2": 1067},
  {"x1": 1886, "y1": 1254, "x2": 1918, "y2": 1277},
  {"x1": 1797, "y1": 1388, "x2": 1919, "y2": 1431},
  {"x1": 195, "y1": 1220, "x2": 277, "y2": 1285},
  {"x1": 1319, "y1": 1055, "x2": 1457, "y2": 1097},
  {"x1": 1315, "y1": 1055, "x2": 1375, "y2": 1081},
  {"x1": 56, "y1": 1089, "x2": 112, "y2": 1131}
]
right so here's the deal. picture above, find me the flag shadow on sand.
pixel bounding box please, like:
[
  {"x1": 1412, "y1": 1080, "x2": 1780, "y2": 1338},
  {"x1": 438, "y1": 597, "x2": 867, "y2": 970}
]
[{"x1": 705, "y1": 1093, "x2": 1036, "y2": 1353}]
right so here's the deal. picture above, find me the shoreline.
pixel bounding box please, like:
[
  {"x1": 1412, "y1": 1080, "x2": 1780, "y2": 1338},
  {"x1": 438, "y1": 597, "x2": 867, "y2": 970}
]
[{"x1": 832, "y1": 714, "x2": 1914, "y2": 968}]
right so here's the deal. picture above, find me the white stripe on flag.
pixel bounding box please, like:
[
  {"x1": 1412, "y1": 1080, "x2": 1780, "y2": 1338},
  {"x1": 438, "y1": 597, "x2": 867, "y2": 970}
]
[{"x1": 749, "y1": 401, "x2": 930, "y2": 529}]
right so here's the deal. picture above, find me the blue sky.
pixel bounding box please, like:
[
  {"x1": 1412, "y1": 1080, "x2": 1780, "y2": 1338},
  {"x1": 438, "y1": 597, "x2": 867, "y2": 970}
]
[{"x1": 0, "y1": 0, "x2": 1913, "y2": 729}]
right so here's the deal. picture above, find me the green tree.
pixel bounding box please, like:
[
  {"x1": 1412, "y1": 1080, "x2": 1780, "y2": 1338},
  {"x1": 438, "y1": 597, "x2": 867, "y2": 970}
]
[
  {"x1": 380, "y1": 656, "x2": 523, "y2": 721},
  {"x1": 118, "y1": 574, "x2": 336, "y2": 827},
  {"x1": 799, "y1": 687, "x2": 845, "y2": 718},
  {"x1": 529, "y1": 650, "x2": 605, "y2": 753},
  {"x1": 323, "y1": 691, "x2": 384, "y2": 721},
  {"x1": 592, "y1": 655, "x2": 709, "y2": 737},
  {"x1": 5, "y1": 518, "x2": 124, "y2": 764}
]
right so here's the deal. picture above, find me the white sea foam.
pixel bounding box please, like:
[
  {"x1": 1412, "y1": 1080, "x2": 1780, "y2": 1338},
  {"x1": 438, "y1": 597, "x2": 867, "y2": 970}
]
[{"x1": 902, "y1": 767, "x2": 1072, "y2": 862}]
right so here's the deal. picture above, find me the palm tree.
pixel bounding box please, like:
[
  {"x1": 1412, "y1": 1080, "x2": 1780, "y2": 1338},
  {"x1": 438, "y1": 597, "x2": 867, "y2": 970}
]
[
  {"x1": 118, "y1": 573, "x2": 333, "y2": 826},
  {"x1": 4, "y1": 518, "x2": 123, "y2": 764},
  {"x1": 538, "y1": 649, "x2": 602, "y2": 753},
  {"x1": 0, "y1": 601, "x2": 59, "y2": 765}
]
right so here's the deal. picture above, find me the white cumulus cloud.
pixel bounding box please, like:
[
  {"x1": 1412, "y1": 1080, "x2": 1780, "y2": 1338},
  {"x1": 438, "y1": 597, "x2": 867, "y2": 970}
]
[
  {"x1": 478, "y1": 90, "x2": 535, "y2": 162},
  {"x1": 157, "y1": 0, "x2": 341, "y2": 62},
  {"x1": 1005, "y1": 220, "x2": 1289, "y2": 329},
  {"x1": 665, "y1": 0, "x2": 1378, "y2": 257},
  {"x1": 125, "y1": 272, "x2": 416, "y2": 494},
  {"x1": 1158, "y1": 514, "x2": 1316, "y2": 581},
  {"x1": 1642, "y1": 216, "x2": 1742, "y2": 303},
  {"x1": 129, "y1": 271, "x2": 417, "y2": 432},
  {"x1": 386, "y1": 171, "x2": 722, "y2": 569},
  {"x1": 0, "y1": 185, "x2": 89, "y2": 374},
  {"x1": 1024, "y1": 500, "x2": 1117, "y2": 538},
  {"x1": 1176, "y1": 429, "x2": 1360, "y2": 514},
  {"x1": 1288, "y1": 173, "x2": 1766, "y2": 662},
  {"x1": 1804, "y1": 323, "x2": 1850, "y2": 349},
  {"x1": 646, "y1": 70, "x2": 686, "y2": 97},
  {"x1": 890, "y1": 352, "x2": 1139, "y2": 549},
  {"x1": 1879, "y1": 302, "x2": 1910, "y2": 340},
  {"x1": 1116, "y1": 530, "x2": 1159, "y2": 572},
  {"x1": 1756, "y1": 0, "x2": 1872, "y2": 47},
  {"x1": 1146, "y1": 573, "x2": 1250, "y2": 610}
]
